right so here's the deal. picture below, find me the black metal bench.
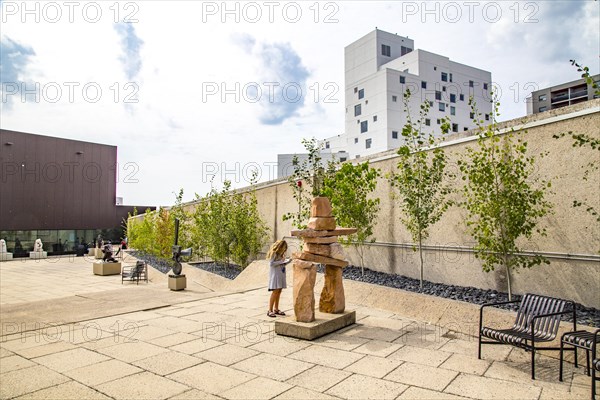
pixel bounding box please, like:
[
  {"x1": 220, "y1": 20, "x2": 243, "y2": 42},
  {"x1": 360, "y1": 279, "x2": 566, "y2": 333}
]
[
  {"x1": 121, "y1": 261, "x2": 148, "y2": 285},
  {"x1": 478, "y1": 293, "x2": 576, "y2": 380},
  {"x1": 593, "y1": 338, "x2": 599, "y2": 399}
]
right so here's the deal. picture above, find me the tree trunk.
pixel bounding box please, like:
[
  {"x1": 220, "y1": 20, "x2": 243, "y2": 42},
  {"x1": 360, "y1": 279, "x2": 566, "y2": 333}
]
[
  {"x1": 358, "y1": 244, "x2": 365, "y2": 276},
  {"x1": 504, "y1": 254, "x2": 512, "y2": 301},
  {"x1": 418, "y1": 231, "x2": 424, "y2": 289}
]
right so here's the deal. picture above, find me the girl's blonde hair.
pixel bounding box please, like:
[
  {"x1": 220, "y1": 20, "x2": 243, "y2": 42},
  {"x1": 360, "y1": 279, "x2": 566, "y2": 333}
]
[{"x1": 266, "y1": 240, "x2": 287, "y2": 260}]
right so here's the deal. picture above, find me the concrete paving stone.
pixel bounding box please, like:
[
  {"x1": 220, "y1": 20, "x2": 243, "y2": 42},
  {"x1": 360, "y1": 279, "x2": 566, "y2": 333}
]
[
  {"x1": 248, "y1": 335, "x2": 311, "y2": 356},
  {"x1": 313, "y1": 332, "x2": 370, "y2": 351},
  {"x1": 484, "y1": 360, "x2": 570, "y2": 391},
  {"x1": 224, "y1": 330, "x2": 275, "y2": 348},
  {"x1": 145, "y1": 316, "x2": 203, "y2": 333},
  {"x1": 288, "y1": 344, "x2": 365, "y2": 369},
  {"x1": 539, "y1": 387, "x2": 590, "y2": 400},
  {"x1": 274, "y1": 386, "x2": 338, "y2": 399},
  {"x1": 169, "y1": 337, "x2": 223, "y2": 354},
  {"x1": 0, "y1": 365, "x2": 70, "y2": 399},
  {"x1": 341, "y1": 325, "x2": 404, "y2": 342},
  {"x1": 146, "y1": 332, "x2": 199, "y2": 348},
  {"x1": 166, "y1": 361, "x2": 256, "y2": 395},
  {"x1": 156, "y1": 307, "x2": 204, "y2": 317},
  {"x1": 13, "y1": 340, "x2": 78, "y2": 358},
  {"x1": 285, "y1": 365, "x2": 352, "y2": 392},
  {"x1": 119, "y1": 310, "x2": 165, "y2": 321},
  {"x1": 33, "y1": 347, "x2": 111, "y2": 372},
  {"x1": 570, "y1": 370, "x2": 599, "y2": 397},
  {"x1": 190, "y1": 324, "x2": 244, "y2": 341},
  {"x1": 182, "y1": 312, "x2": 230, "y2": 324},
  {"x1": 167, "y1": 389, "x2": 222, "y2": 399},
  {"x1": 64, "y1": 359, "x2": 143, "y2": 386},
  {"x1": 97, "y1": 340, "x2": 169, "y2": 362},
  {"x1": 231, "y1": 353, "x2": 314, "y2": 382},
  {"x1": 439, "y1": 353, "x2": 492, "y2": 375},
  {"x1": 0, "y1": 335, "x2": 62, "y2": 352},
  {"x1": 444, "y1": 373, "x2": 542, "y2": 399},
  {"x1": 96, "y1": 371, "x2": 190, "y2": 400},
  {"x1": 14, "y1": 380, "x2": 111, "y2": 399},
  {"x1": 194, "y1": 343, "x2": 259, "y2": 366},
  {"x1": 439, "y1": 338, "x2": 511, "y2": 360},
  {"x1": 220, "y1": 376, "x2": 293, "y2": 400},
  {"x1": 352, "y1": 339, "x2": 403, "y2": 357},
  {"x1": 393, "y1": 330, "x2": 450, "y2": 350},
  {"x1": 133, "y1": 351, "x2": 204, "y2": 375},
  {"x1": 344, "y1": 354, "x2": 403, "y2": 378},
  {"x1": 78, "y1": 335, "x2": 133, "y2": 351},
  {"x1": 398, "y1": 386, "x2": 471, "y2": 399},
  {"x1": 388, "y1": 345, "x2": 452, "y2": 367},
  {"x1": 0, "y1": 346, "x2": 14, "y2": 358},
  {"x1": 207, "y1": 295, "x2": 250, "y2": 305},
  {"x1": 385, "y1": 362, "x2": 459, "y2": 391},
  {"x1": 326, "y1": 373, "x2": 408, "y2": 399},
  {"x1": 0, "y1": 354, "x2": 37, "y2": 374},
  {"x1": 184, "y1": 303, "x2": 239, "y2": 314},
  {"x1": 353, "y1": 306, "x2": 397, "y2": 319},
  {"x1": 124, "y1": 325, "x2": 178, "y2": 341}
]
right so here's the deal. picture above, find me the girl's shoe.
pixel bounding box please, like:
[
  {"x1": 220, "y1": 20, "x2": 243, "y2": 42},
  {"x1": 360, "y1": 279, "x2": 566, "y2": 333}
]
[
  {"x1": 274, "y1": 310, "x2": 286, "y2": 316},
  {"x1": 267, "y1": 311, "x2": 276, "y2": 317}
]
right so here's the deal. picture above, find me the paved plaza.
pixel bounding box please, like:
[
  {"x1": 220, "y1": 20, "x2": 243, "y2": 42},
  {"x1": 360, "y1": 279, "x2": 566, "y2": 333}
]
[{"x1": 0, "y1": 255, "x2": 595, "y2": 399}]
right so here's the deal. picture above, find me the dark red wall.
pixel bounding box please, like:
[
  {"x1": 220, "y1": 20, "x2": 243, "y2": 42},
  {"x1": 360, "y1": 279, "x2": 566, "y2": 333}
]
[{"x1": 0, "y1": 129, "x2": 152, "y2": 231}]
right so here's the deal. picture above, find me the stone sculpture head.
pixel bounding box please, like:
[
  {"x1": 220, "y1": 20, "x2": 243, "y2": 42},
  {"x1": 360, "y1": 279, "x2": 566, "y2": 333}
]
[
  {"x1": 0, "y1": 239, "x2": 6, "y2": 253},
  {"x1": 34, "y1": 239, "x2": 43, "y2": 252}
]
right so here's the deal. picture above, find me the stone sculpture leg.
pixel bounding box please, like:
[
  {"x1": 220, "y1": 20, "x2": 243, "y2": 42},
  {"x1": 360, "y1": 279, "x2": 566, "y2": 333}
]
[
  {"x1": 293, "y1": 260, "x2": 317, "y2": 322},
  {"x1": 319, "y1": 265, "x2": 345, "y2": 314}
]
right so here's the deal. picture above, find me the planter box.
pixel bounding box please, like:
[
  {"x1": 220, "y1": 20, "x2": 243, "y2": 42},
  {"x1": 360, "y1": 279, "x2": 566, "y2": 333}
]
[
  {"x1": 29, "y1": 251, "x2": 47, "y2": 259},
  {"x1": 93, "y1": 262, "x2": 121, "y2": 276}
]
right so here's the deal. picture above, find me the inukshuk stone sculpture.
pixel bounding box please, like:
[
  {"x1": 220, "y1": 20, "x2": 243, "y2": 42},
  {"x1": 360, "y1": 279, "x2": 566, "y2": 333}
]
[{"x1": 291, "y1": 197, "x2": 357, "y2": 322}]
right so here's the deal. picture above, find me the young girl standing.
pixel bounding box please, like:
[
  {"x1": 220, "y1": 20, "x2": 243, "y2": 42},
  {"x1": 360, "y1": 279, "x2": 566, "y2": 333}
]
[{"x1": 266, "y1": 240, "x2": 290, "y2": 317}]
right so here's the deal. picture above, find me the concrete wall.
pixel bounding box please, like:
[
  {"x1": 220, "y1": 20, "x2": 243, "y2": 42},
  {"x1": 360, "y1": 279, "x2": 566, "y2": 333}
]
[
  {"x1": 255, "y1": 100, "x2": 600, "y2": 308},
  {"x1": 136, "y1": 100, "x2": 600, "y2": 308}
]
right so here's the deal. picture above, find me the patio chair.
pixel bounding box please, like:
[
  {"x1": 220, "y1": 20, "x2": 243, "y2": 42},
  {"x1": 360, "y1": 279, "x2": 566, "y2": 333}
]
[{"x1": 121, "y1": 261, "x2": 148, "y2": 285}]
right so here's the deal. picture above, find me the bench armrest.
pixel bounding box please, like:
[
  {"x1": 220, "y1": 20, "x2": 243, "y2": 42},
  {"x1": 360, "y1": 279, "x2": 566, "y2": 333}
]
[
  {"x1": 479, "y1": 299, "x2": 521, "y2": 332},
  {"x1": 593, "y1": 329, "x2": 600, "y2": 360},
  {"x1": 530, "y1": 310, "x2": 573, "y2": 343}
]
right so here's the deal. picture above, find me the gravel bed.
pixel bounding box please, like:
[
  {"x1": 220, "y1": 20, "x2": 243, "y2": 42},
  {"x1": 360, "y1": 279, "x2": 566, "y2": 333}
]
[
  {"x1": 127, "y1": 250, "x2": 598, "y2": 327},
  {"x1": 330, "y1": 265, "x2": 600, "y2": 327}
]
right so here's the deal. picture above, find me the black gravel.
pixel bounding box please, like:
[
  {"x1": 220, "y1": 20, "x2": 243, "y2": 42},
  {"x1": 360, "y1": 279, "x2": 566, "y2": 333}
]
[
  {"x1": 128, "y1": 250, "x2": 598, "y2": 327},
  {"x1": 328, "y1": 265, "x2": 599, "y2": 327}
]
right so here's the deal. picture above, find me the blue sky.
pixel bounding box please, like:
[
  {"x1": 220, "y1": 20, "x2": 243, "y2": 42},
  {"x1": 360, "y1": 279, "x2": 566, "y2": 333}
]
[{"x1": 1, "y1": 1, "x2": 598, "y2": 207}]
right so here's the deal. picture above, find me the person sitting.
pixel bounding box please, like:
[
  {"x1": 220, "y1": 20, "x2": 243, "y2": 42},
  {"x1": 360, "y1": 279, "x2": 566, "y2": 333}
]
[{"x1": 102, "y1": 243, "x2": 117, "y2": 263}]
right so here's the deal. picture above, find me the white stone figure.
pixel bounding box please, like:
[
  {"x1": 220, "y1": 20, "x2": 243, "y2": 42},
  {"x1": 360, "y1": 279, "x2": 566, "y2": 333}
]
[
  {"x1": 34, "y1": 239, "x2": 43, "y2": 252},
  {"x1": 0, "y1": 239, "x2": 7, "y2": 253}
]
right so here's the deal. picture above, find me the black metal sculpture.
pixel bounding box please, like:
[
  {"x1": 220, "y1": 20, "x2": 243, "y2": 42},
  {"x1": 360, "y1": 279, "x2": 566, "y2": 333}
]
[
  {"x1": 102, "y1": 242, "x2": 117, "y2": 263},
  {"x1": 172, "y1": 218, "x2": 191, "y2": 276}
]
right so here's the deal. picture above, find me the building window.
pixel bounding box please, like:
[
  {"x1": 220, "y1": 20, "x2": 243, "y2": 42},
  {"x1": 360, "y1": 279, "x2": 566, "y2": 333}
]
[
  {"x1": 460, "y1": 94, "x2": 465, "y2": 101},
  {"x1": 449, "y1": 73, "x2": 453, "y2": 82},
  {"x1": 354, "y1": 138, "x2": 358, "y2": 144},
  {"x1": 452, "y1": 123, "x2": 458, "y2": 132},
  {"x1": 428, "y1": 101, "x2": 434, "y2": 107},
  {"x1": 436, "y1": 119, "x2": 441, "y2": 125},
  {"x1": 340, "y1": 157, "x2": 347, "y2": 162},
  {"x1": 381, "y1": 44, "x2": 391, "y2": 57},
  {"x1": 355, "y1": 155, "x2": 360, "y2": 159},
  {"x1": 539, "y1": 106, "x2": 547, "y2": 112},
  {"x1": 401, "y1": 46, "x2": 412, "y2": 56},
  {"x1": 373, "y1": 115, "x2": 378, "y2": 122},
  {"x1": 392, "y1": 131, "x2": 398, "y2": 139},
  {"x1": 443, "y1": 86, "x2": 447, "y2": 92},
  {"x1": 325, "y1": 141, "x2": 330, "y2": 149},
  {"x1": 354, "y1": 87, "x2": 358, "y2": 93},
  {"x1": 361, "y1": 121, "x2": 368, "y2": 133},
  {"x1": 439, "y1": 103, "x2": 445, "y2": 112},
  {"x1": 450, "y1": 94, "x2": 456, "y2": 103},
  {"x1": 421, "y1": 81, "x2": 427, "y2": 89},
  {"x1": 470, "y1": 112, "x2": 475, "y2": 119},
  {"x1": 450, "y1": 106, "x2": 456, "y2": 115},
  {"x1": 464, "y1": 127, "x2": 469, "y2": 131},
  {"x1": 354, "y1": 104, "x2": 361, "y2": 116},
  {"x1": 441, "y1": 72, "x2": 448, "y2": 82},
  {"x1": 539, "y1": 94, "x2": 547, "y2": 101},
  {"x1": 358, "y1": 89, "x2": 364, "y2": 99},
  {"x1": 469, "y1": 80, "x2": 474, "y2": 88},
  {"x1": 425, "y1": 118, "x2": 431, "y2": 126},
  {"x1": 366, "y1": 138, "x2": 372, "y2": 149},
  {"x1": 483, "y1": 83, "x2": 488, "y2": 90},
  {"x1": 400, "y1": 76, "x2": 406, "y2": 84},
  {"x1": 485, "y1": 114, "x2": 490, "y2": 121},
  {"x1": 392, "y1": 95, "x2": 397, "y2": 102},
  {"x1": 435, "y1": 91, "x2": 442, "y2": 101}
]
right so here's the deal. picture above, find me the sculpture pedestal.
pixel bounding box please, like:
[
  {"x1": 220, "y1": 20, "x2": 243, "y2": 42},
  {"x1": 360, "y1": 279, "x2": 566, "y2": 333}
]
[
  {"x1": 94, "y1": 248, "x2": 103, "y2": 259},
  {"x1": 0, "y1": 253, "x2": 13, "y2": 261},
  {"x1": 93, "y1": 262, "x2": 121, "y2": 276},
  {"x1": 168, "y1": 274, "x2": 186, "y2": 291},
  {"x1": 275, "y1": 310, "x2": 356, "y2": 341},
  {"x1": 319, "y1": 265, "x2": 345, "y2": 313},
  {"x1": 29, "y1": 251, "x2": 47, "y2": 259}
]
